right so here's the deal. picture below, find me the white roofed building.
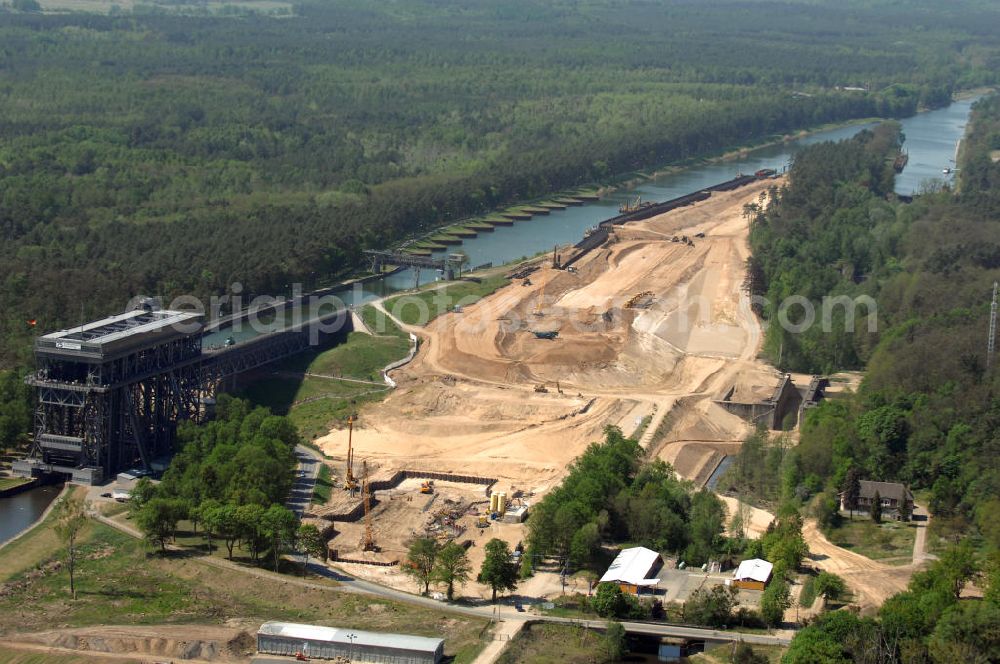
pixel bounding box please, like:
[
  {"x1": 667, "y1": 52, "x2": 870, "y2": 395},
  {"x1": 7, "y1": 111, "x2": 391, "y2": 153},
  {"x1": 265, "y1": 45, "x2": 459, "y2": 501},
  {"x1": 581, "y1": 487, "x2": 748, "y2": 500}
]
[
  {"x1": 256, "y1": 621, "x2": 444, "y2": 663},
  {"x1": 600, "y1": 546, "x2": 663, "y2": 594},
  {"x1": 732, "y1": 558, "x2": 773, "y2": 591}
]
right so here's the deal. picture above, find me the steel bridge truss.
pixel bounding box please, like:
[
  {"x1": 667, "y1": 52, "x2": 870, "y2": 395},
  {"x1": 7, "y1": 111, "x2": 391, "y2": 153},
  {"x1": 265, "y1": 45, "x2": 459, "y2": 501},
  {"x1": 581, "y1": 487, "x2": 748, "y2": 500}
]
[
  {"x1": 26, "y1": 313, "x2": 352, "y2": 479},
  {"x1": 28, "y1": 336, "x2": 204, "y2": 479}
]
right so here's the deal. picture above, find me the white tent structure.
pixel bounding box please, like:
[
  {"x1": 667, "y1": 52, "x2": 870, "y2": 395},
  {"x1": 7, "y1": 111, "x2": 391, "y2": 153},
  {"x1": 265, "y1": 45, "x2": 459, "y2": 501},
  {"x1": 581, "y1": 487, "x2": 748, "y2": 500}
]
[
  {"x1": 732, "y1": 558, "x2": 773, "y2": 590},
  {"x1": 600, "y1": 546, "x2": 662, "y2": 593}
]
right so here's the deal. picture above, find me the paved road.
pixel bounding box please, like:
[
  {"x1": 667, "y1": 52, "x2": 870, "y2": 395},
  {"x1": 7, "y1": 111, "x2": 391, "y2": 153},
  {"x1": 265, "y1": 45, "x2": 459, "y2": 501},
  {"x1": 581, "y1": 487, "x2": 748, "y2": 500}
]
[
  {"x1": 93, "y1": 465, "x2": 791, "y2": 650},
  {"x1": 298, "y1": 560, "x2": 791, "y2": 646},
  {"x1": 287, "y1": 444, "x2": 321, "y2": 517}
]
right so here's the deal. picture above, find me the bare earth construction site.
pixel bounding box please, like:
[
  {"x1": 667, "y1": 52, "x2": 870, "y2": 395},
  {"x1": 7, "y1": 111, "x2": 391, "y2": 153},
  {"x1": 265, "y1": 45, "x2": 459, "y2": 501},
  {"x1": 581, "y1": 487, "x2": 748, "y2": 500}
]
[{"x1": 313, "y1": 180, "x2": 791, "y2": 573}]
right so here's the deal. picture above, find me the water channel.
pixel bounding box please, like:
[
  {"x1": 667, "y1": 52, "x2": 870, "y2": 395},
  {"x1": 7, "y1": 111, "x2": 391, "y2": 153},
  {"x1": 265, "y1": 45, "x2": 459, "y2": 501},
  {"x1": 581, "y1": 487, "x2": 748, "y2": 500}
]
[
  {"x1": 0, "y1": 483, "x2": 62, "y2": 547},
  {"x1": 206, "y1": 93, "x2": 980, "y2": 352},
  {"x1": 6, "y1": 97, "x2": 979, "y2": 537}
]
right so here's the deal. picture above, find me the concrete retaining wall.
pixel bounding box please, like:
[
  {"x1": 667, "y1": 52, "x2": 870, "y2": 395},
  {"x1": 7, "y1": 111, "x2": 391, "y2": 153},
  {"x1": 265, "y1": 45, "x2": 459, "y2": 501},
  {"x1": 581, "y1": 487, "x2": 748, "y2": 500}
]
[{"x1": 317, "y1": 469, "x2": 498, "y2": 523}]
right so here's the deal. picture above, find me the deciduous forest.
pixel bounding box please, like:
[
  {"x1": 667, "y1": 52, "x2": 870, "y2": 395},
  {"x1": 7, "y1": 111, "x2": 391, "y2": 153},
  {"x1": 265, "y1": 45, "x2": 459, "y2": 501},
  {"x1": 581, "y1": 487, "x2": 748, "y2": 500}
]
[
  {"x1": 727, "y1": 95, "x2": 1000, "y2": 661},
  {"x1": 2, "y1": 0, "x2": 999, "y2": 368}
]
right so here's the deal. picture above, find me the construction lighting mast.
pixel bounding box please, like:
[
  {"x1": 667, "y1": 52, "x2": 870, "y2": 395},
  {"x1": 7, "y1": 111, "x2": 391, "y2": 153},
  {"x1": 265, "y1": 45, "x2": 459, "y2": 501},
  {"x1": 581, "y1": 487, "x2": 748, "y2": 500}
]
[
  {"x1": 344, "y1": 415, "x2": 357, "y2": 492},
  {"x1": 989, "y1": 282, "x2": 998, "y2": 370}
]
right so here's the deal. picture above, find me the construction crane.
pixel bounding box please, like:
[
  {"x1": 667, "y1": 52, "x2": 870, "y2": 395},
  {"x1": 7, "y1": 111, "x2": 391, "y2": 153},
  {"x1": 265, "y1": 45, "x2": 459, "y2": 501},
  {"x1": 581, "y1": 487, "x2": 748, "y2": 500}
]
[
  {"x1": 360, "y1": 461, "x2": 378, "y2": 552},
  {"x1": 619, "y1": 196, "x2": 642, "y2": 214},
  {"x1": 344, "y1": 415, "x2": 358, "y2": 492}
]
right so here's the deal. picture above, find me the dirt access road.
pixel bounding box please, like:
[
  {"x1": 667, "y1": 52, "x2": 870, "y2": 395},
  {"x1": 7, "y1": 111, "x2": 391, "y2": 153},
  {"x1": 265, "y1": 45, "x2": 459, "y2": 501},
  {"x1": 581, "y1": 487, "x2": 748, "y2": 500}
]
[
  {"x1": 317, "y1": 180, "x2": 782, "y2": 497},
  {"x1": 310, "y1": 180, "x2": 784, "y2": 588},
  {"x1": 716, "y1": 496, "x2": 922, "y2": 612},
  {"x1": 313, "y1": 178, "x2": 928, "y2": 612}
]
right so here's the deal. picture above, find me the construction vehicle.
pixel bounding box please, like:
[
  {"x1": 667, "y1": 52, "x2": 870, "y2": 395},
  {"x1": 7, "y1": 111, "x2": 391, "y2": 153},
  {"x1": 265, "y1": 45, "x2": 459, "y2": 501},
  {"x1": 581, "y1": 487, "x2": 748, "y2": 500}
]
[
  {"x1": 344, "y1": 415, "x2": 358, "y2": 492},
  {"x1": 420, "y1": 480, "x2": 434, "y2": 494},
  {"x1": 534, "y1": 381, "x2": 563, "y2": 393},
  {"x1": 625, "y1": 291, "x2": 654, "y2": 309},
  {"x1": 533, "y1": 330, "x2": 558, "y2": 340},
  {"x1": 477, "y1": 515, "x2": 490, "y2": 528}
]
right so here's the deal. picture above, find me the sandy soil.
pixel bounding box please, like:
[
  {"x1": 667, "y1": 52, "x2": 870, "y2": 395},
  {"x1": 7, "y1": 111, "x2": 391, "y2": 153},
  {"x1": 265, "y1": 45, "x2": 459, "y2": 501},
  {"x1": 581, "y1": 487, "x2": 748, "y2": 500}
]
[
  {"x1": 312, "y1": 180, "x2": 795, "y2": 599},
  {"x1": 716, "y1": 499, "x2": 921, "y2": 613},
  {"x1": 8, "y1": 625, "x2": 255, "y2": 662},
  {"x1": 801, "y1": 520, "x2": 917, "y2": 612},
  {"x1": 318, "y1": 181, "x2": 779, "y2": 490}
]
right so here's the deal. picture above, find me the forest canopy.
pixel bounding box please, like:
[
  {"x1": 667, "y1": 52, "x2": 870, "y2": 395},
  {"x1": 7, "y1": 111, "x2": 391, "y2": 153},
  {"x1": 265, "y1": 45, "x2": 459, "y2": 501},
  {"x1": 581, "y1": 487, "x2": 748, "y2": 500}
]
[{"x1": 1, "y1": 0, "x2": 999, "y2": 365}]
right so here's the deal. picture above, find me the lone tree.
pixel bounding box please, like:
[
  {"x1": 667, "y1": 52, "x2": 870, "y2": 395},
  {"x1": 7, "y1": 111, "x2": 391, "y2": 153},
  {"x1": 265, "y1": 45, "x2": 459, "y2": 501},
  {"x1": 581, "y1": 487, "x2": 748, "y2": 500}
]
[
  {"x1": 814, "y1": 572, "x2": 847, "y2": 602},
  {"x1": 53, "y1": 493, "x2": 88, "y2": 599},
  {"x1": 297, "y1": 523, "x2": 326, "y2": 563},
  {"x1": 433, "y1": 541, "x2": 472, "y2": 601},
  {"x1": 760, "y1": 579, "x2": 791, "y2": 627},
  {"x1": 592, "y1": 582, "x2": 641, "y2": 619},
  {"x1": 842, "y1": 467, "x2": 862, "y2": 520},
  {"x1": 206, "y1": 504, "x2": 241, "y2": 559},
  {"x1": 261, "y1": 504, "x2": 299, "y2": 572},
  {"x1": 128, "y1": 476, "x2": 156, "y2": 517},
  {"x1": 478, "y1": 538, "x2": 518, "y2": 603},
  {"x1": 871, "y1": 490, "x2": 883, "y2": 524},
  {"x1": 682, "y1": 584, "x2": 739, "y2": 627},
  {"x1": 899, "y1": 497, "x2": 913, "y2": 522},
  {"x1": 136, "y1": 498, "x2": 182, "y2": 552},
  {"x1": 603, "y1": 622, "x2": 627, "y2": 661},
  {"x1": 404, "y1": 537, "x2": 439, "y2": 595}
]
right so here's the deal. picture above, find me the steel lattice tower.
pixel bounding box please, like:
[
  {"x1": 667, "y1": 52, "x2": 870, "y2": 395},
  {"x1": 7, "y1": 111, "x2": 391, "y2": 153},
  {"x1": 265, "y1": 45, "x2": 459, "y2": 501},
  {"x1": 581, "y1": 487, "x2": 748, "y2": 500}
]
[{"x1": 989, "y1": 282, "x2": 998, "y2": 370}]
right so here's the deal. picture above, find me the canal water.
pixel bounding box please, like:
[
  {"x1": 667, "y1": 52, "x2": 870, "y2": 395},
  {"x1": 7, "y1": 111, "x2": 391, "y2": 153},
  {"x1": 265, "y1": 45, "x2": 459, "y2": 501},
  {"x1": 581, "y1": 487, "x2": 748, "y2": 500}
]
[
  {"x1": 361, "y1": 95, "x2": 979, "y2": 299},
  {"x1": 11, "y1": 96, "x2": 983, "y2": 543},
  {"x1": 0, "y1": 484, "x2": 61, "y2": 547},
  {"x1": 207, "y1": 95, "x2": 979, "y2": 345}
]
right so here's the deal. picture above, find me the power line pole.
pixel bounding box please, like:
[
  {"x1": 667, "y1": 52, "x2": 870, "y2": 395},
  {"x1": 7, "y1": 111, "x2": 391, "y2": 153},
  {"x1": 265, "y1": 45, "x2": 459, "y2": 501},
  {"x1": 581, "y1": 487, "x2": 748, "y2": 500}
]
[{"x1": 989, "y1": 282, "x2": 998, "y2": 370}]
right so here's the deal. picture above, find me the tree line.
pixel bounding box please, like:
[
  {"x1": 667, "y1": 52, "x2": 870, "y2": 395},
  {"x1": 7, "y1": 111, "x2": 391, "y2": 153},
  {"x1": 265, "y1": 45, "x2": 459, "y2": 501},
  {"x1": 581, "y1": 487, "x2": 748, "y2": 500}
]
[
  {"x1": 129, "y1": 395, "x2": 304, "y2": 570},
  {"x1": 518, "y1": 425, "x2": 814, "y2": 628},
  {"x1": 524, "y1": 426, "x2": 726, "y2": 571},
  {"x1": 737, "y1": 95, "x2": 1000, "y2": 661}
]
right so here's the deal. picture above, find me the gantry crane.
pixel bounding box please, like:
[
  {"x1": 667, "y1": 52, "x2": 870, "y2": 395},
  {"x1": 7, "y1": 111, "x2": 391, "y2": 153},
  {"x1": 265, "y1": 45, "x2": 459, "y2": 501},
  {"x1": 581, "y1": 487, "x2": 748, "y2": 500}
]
[{"x1": 344, "y1": 415, "x2": 358, "y2": 492}]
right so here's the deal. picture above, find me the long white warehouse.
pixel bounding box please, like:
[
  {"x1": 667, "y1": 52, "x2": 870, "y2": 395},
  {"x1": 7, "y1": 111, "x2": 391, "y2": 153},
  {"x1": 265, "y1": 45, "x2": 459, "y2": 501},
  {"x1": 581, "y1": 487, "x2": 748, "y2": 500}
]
[{"x1": 256, "y1": 621, "x2": 444, "y2": 663}]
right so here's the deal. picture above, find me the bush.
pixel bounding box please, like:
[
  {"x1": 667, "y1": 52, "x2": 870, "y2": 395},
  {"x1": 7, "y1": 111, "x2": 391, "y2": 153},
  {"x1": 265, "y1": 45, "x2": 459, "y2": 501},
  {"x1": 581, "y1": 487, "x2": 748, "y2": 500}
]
[
  {"x1": 603, "y1": 622, "x2": 627, "y2": 661},
  {"x1": 761, "y1": 579, "x2": 791, "y2": 626},
  {"x1": 591, "y1": 583, "x2": 646, "y2": 619},
  {"x1": 814, "y1": 572, "x2": 847, "y2": 601},
  {"x1": 683, "y1": 584, "x2": 739, "y2": 627}
]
